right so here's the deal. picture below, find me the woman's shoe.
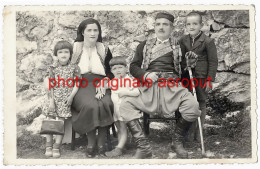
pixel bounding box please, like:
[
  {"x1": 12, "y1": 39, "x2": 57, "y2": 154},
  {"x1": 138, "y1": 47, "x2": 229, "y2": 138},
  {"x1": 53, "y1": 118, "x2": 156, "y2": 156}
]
[
  {"x1": 86, "y1": 147, "x2": 96, "y2": 158},
  {"x1": 97, "y1": 146, "x2": 106, "y2": 157}
]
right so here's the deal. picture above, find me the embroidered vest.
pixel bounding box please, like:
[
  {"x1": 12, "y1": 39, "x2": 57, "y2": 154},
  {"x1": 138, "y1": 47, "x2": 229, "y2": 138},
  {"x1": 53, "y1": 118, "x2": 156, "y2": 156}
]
[
  {"x1": 141, "y1": 37, "x2": 182, "y2": 77},
  {"x1": 71, "y1": 42, "x2": 108, "y2": 70}
]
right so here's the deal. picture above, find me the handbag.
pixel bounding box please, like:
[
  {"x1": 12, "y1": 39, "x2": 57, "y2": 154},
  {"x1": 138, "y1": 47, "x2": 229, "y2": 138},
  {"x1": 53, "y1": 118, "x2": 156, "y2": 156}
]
[{"x1": 40, "y1": 116, "x2": 65, "y2": 135}]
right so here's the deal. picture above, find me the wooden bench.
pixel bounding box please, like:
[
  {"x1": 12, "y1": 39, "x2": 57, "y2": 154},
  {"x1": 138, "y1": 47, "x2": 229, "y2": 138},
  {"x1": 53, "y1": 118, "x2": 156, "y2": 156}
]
[{"x1": 143, "y1": 111, "x2": 181, "y2": 135}]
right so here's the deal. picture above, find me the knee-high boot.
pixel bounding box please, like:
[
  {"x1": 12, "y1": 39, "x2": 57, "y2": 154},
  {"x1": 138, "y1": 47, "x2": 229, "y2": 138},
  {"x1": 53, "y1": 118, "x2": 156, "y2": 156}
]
[
  {"x1": 126, "y1": 119, "x2": 152, "y2": 159},
  {"x1": 172, "y1": 117, "x2": 192, "y2": 158}
]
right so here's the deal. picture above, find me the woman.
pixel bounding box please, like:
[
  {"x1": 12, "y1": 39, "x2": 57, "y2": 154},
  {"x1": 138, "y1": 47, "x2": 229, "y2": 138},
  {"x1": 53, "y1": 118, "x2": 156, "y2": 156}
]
[{"x1": 71, "y1": 18, "x2": 114, "y2": 158}]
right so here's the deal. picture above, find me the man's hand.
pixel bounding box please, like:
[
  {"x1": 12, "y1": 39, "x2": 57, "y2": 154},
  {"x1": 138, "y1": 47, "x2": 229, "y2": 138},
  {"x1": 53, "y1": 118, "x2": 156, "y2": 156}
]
[
  {"x1": 146, "y1": 72, "x2": 158, "y2": 83},
  {"x1": 185, "y1": 51, "x2": 198, "y2": 69}
]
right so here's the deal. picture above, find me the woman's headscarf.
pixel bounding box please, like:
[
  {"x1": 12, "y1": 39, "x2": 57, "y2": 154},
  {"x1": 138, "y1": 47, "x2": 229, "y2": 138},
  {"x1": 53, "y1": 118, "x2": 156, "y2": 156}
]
[{"x1": 75, "y1": 18, "x2": 102, "y2": 42}]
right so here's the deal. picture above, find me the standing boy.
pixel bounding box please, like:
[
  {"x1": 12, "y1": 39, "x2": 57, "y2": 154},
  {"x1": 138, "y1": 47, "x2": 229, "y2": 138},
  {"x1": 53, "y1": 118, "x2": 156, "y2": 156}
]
[{"x1": 179, "y1": 12, "x2": 218, "y2": 141}]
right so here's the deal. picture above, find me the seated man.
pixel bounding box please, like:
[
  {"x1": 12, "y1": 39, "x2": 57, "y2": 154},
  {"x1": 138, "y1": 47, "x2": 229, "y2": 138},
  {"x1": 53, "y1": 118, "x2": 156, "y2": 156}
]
[{"x1": 120, "y1": 12, "x2": 201, "y2": 159}]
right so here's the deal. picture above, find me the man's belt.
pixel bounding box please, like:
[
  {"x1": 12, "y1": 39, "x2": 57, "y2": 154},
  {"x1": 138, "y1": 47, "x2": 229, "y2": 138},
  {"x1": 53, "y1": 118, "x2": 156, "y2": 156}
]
[{"x1": 155, "y1": 72, "x2": 179, "y2": 80}]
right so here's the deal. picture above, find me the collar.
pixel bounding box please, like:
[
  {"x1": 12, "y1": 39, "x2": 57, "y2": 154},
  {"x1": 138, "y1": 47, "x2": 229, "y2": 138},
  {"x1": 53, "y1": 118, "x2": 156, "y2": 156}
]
[
  {"x1": 156, "y1": 38, "x2": 170, "y2": 44},
  {"x1": 189, "y1": 31, "x2": 202, "y2": 40}
]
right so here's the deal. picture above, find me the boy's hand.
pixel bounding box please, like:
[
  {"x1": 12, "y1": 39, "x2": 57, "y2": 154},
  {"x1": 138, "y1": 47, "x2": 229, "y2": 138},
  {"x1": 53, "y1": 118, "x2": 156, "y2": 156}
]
[
  {"x1": 118, "y1": 91, "x2": 127, "y2": 98},
  {"x1": 205, "y1": 81, "x2": 215, "y2": 93}
]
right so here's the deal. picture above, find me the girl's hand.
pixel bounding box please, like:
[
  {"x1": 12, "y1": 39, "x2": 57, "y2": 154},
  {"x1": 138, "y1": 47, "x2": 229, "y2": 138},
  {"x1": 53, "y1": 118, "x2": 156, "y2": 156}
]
[
  {"x1": 65, "y1": 96, "x2": 73, "y2": 107},
  {"x1": 49, "y1": 99, "x2": 55, "y2": 112}
]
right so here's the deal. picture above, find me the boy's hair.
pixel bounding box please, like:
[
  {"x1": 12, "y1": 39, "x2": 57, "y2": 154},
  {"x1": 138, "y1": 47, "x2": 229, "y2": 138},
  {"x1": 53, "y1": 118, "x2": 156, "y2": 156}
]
[
  {"x1": 109, "y1": 56, "x2": 127, "y2": 68},
  {"x1": 186, "y1": 11, "x2": 203, "y2": 24},
  {"x1": 54, "y1": 40, "x2": 73, "y2": 57}
]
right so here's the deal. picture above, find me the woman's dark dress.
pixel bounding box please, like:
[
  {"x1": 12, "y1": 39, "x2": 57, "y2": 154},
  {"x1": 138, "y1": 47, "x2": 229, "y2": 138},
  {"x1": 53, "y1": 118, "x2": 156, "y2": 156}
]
[{"x1": 71, "y1": 48, "x2": 114, "y2": 134}]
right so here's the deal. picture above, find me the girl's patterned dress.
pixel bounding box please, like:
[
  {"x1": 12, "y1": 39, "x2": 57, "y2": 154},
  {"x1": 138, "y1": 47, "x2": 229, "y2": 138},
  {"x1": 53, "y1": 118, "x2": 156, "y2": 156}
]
[{"x1": 42, "y1": 63, "x2": 81, "y2": 118}]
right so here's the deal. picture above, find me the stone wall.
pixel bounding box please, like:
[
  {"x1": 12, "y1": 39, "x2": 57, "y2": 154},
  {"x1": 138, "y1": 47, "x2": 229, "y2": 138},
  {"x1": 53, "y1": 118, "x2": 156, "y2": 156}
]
[{"x1": 16, "y1": 10, "x2": 250, "y2": 126}]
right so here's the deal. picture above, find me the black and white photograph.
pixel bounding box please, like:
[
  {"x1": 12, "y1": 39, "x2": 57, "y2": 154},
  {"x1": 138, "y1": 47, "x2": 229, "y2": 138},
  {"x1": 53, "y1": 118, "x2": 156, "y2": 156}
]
[{"x1": 3, "y1": 4, "x2": 257, "y2": 165}]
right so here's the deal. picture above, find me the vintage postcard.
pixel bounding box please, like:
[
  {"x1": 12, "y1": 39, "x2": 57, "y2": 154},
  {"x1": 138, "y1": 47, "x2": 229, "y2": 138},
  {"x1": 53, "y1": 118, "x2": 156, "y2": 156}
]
[{"x1": 3, "y1": 5, "x2": 257, "y2": 165}]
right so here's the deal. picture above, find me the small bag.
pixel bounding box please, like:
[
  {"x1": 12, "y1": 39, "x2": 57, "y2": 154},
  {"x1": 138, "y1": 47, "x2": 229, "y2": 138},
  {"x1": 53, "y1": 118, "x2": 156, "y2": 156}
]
[
  {"x1": 40, "y1": 89, "x2": 64, "y2": 135},
  {"x1": 40, "y1": 117, "x2": 64, "y2": 135}
]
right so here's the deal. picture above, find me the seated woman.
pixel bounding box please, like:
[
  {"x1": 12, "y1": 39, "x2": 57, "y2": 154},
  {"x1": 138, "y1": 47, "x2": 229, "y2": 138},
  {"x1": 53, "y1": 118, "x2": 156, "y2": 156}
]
[{"x1": 71, "y1": 18, "x2": 114, "y2": 158}]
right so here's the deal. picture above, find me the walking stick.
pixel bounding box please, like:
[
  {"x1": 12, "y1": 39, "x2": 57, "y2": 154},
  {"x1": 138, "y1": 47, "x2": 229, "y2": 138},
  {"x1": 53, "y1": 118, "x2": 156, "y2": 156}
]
[{"x1": 187, "y1": 62, "x2": 206, "y2": 157}]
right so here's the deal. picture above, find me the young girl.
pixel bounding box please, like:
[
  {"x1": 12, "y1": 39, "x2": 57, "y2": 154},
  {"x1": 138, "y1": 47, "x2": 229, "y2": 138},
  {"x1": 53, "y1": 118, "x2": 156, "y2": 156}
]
[
  {"x1": 96, "y1": 56, "x2": 140, "y2": 157},
  {"x1": 42, "y1": 40, "x2": 81, "y2": 158}
]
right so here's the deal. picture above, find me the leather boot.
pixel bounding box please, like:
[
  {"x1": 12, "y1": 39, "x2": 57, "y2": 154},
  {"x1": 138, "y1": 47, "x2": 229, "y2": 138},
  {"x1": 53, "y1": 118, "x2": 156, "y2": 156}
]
[
  {"x1": 172, "y1": 117, "x2": 192, "y2": 158},
  {"x1": 126, "y1": 119, "x2": 152, "y2": 159}
]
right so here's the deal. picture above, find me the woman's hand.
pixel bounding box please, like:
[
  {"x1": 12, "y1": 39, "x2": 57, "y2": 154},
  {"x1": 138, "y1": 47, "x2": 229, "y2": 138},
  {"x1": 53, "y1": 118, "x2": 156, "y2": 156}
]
[
  {"x1": 95, "y1": 92, "x2": 104, "y2": 100},
  {"x1": 96, "y1": 86, "x2": 106, "y2": 95},
  {"x1": 96, "y1": 77, "x2": 109, "y2": 95}
]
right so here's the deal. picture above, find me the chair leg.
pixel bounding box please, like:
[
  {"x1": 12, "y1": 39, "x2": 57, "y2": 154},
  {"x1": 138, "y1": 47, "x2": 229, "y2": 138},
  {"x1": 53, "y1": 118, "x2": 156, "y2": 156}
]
[
  {"x1": 143, "y1": 113, "x2": 150, "y2": 135},
  {"x1": 71, "y1": 127, "x2": 76, "y2": 150},
  {"x1": 106, "y1": 127, "x2": 112, "y2": 151},
  {"x1": 111, "y1": 123, "x2": 117, "y2": 138}
]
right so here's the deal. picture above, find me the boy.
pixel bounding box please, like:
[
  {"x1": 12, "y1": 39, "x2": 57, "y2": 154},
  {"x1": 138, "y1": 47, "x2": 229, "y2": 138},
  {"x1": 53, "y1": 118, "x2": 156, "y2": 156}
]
[
  {"x1": 96, "y1": 56, "x2": 140, "y2": 157},
  {"x1": 179, "y1": 11, "x2": 218, "y2": 141}
]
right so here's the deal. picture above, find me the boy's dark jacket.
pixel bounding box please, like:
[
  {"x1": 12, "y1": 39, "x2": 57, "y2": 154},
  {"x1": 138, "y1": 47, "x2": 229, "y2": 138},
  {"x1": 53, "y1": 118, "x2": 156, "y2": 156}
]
[{"x1": 179, "y1": 32, "x2": 218, "y2": 82}]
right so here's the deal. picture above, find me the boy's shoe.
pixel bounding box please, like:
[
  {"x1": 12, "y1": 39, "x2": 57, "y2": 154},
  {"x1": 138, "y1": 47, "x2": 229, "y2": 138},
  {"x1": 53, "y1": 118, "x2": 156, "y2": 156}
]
[
  {"x1": 105, "y1": 147, "x2": 123, "y2": 157},
  {"x1": 45, "y1": 147, "x2": 53, "y2": 157},
  {"x1": 52, "y1": 148, "x2": 61, "y2": 158}
]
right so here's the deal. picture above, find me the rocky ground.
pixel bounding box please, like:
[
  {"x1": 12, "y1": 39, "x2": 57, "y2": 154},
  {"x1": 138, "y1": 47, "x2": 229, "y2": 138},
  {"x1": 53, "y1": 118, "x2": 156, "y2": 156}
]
[{"x1": 17, "y1": 103, "x2": 251, "y2": 159}]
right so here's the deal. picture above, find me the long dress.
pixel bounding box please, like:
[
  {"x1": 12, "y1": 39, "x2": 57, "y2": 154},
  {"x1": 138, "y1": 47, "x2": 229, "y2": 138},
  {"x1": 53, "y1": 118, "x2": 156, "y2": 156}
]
[{"x1": 71, "y1": 44, "x2": 114, "y2": 134}]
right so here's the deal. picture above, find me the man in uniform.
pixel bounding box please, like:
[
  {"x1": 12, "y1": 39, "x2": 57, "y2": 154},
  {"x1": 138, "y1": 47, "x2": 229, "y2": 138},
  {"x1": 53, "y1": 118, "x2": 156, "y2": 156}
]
[{"x1": 120, "y1": 12, "x2": 201, "y2": 159}]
